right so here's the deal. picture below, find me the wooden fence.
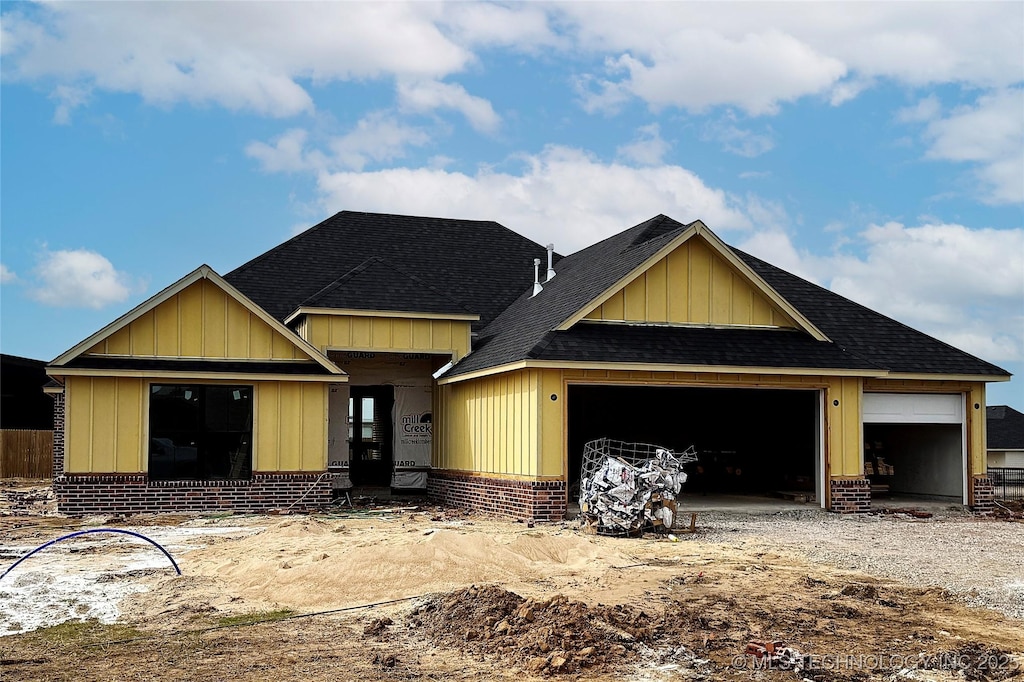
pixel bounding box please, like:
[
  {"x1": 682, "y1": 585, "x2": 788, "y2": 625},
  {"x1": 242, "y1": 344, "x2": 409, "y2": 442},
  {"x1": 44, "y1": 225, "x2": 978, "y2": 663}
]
[{"x1": 0, "y1": 429, "x2": 53, "y2": 479}]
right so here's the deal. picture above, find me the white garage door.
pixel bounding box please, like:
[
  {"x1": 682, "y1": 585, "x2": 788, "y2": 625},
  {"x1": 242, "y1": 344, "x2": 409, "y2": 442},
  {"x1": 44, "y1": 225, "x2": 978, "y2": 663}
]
[{"x1": 863, "y1": 393, "x2": 963, "y2": 424}]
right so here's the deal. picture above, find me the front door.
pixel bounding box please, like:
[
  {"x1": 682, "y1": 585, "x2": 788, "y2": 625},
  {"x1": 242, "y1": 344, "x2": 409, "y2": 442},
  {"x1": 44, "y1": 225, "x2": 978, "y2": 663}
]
[{"x1": 349, "y1": 386, "x2": 394, "y2": 487}]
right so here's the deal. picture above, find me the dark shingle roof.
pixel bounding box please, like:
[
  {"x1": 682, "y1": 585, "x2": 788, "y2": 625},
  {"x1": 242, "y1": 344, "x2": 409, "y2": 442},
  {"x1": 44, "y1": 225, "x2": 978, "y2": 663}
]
[
  {"x1": 299, "y1": 257, "x2": 474, "y2": 317},
  {"x1": 225, "y1": 211, "x2": 554, "y2": 330},
  {"x1": 988, "y1": 405, "x2": 1024, "y2": 449},
  {"x1": 445, "y1": 214, "x2": 1011, "y2": 379},
  {"x1": 531, "y1": 324, "x2": 882, "y2": 370}
]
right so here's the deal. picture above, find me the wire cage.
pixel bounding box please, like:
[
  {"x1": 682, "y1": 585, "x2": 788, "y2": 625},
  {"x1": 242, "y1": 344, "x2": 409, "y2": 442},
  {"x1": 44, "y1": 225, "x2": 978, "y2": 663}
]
[{"x1": 579, "y1": 438, "x2": 698, "y2": 536}]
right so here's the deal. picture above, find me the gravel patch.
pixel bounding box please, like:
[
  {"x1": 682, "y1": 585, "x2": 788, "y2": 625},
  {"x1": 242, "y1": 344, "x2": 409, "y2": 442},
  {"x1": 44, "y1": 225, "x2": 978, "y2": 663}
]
[{"x1": 685, "y1": 508, "x2": 1024, "y2": 620}]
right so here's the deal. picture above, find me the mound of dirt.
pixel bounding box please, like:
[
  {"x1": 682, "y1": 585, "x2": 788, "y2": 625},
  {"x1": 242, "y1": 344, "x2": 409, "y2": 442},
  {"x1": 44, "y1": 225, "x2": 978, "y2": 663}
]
[{"x1": 410, "y1": 585, "x2": 663, "y2": 675}]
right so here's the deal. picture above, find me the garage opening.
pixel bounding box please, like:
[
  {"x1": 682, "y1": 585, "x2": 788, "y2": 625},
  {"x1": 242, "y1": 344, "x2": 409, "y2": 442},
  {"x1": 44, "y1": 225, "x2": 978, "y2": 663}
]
[
  {"x1": 568, "y1": 385, "x2": 821, "y2": 503},
  {"x1": 863, "y1": 393, "x2": 965, "y2": 502}
]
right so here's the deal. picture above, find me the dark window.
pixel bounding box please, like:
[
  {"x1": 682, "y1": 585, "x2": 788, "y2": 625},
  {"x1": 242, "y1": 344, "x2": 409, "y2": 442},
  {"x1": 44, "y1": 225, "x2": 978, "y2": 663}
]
[{"x1": 149, "y1": 384, "x2": 253, "y2": 481}]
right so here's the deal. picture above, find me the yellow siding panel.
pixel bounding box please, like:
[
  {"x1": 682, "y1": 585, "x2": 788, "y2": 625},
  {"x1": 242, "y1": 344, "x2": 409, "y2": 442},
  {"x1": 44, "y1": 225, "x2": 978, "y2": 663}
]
[
  {"x1": 646, "y1": 259, "x2": 668, "y2": 322},
  {"x1": 255, "y1": 383, "x2": 280, "y2": 471},
  {"x1": 107, "y1": 327, "x2": 131, "y2": 355},
  {"x1": 178, "y1": 283, "x2": 203, "y2": 357},
  {"x1": 392, "y1": 318, "x2": 412, "y2": 350},
  {"x1": 411, "y1": 319, "x2": 431, "y2": 349},
  {"x1": 66, "y1": 377, "x2": 93, "y2": 473},
  {"x1": 622, "y1": 277, "x2": 644, "y2": 320},
  {"x1": 351, "y1": 317, "x2": 372, "y2": 348},
  {"x1": 130, "y1": 315, "x2": 155, "y2": 356},
  {"x1": 203, "y1": 281, "x2": 227, "y2": 357},
  {"x1": 90, "y1": 377, "x2": 117, "y2": 472},
  {"x1": 371, "y1": 318, "x2": 391, "y2": 349},
  {"x1": 431, "y1": 320, "x2": 452, "y2": 352},
  {"x1": 155, "y1": 298, "x2": 179, "y2": 356},
  {"x1": 249, "y1": 317, "x2": 273, "y2": 359},
  {"x1": 225, "y1": 297, "x2": 251, "y2": 358},
  {"x1": 115, "y1": 379, "x2": 143, "y2": 471},
  {"x1": 277, "y1": 383, "x2": 302, "y2": 470},
  {"x1": 300, "y1": 384, "x2": 327, "y2": 471},
  {"x1": 688, "y1": 241, "x2": 711, "y2": 324},
  {"x1": 271, "y1": 328, "x2": 298, "y2": 359},
  {"x1": 666, "y1": 247, "x2": 689, "y2": 322},
  {"x1": 539, "y1": 369, "x2": 562, "y2": 477},
  {"x1": 710, "y1": 258, "x2": 732, "y2": 323}
]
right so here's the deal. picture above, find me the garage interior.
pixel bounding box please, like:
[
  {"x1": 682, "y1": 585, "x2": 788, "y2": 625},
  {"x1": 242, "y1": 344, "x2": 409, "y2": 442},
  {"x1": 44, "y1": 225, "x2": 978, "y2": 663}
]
[
  {"x1": 568, "y1": 385, "x2": 821, "y2": 503},
  {"x1": 862, "y1": 393, "x2": 966, "y2": 503},
  {"x1": 863, "y1": 424, "x2": 964, "y2": 500}
]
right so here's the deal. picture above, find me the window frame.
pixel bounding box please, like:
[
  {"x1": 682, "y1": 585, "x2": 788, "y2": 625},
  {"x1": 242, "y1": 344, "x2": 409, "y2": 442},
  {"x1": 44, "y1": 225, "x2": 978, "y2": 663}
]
[{"x1": 147, "y1": 382, "x2": 254, "y2": 481}]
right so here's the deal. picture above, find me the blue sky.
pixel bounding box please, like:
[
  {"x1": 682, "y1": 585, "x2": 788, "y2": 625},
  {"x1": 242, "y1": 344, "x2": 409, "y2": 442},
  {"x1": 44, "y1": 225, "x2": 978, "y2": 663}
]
[{"x1": 1, "y1": 2, "x2": 1022, "y2": 408}]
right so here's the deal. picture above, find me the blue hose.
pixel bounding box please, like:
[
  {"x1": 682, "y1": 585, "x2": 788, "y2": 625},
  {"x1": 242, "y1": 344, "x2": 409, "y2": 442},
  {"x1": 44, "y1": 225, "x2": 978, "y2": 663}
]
[{"x1": 1, "y1": 528, "x2": 182, "y2": 580}]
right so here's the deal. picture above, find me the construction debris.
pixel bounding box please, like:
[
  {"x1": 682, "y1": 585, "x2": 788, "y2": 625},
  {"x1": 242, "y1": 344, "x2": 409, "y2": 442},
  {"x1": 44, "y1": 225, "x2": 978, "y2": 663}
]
[{"x1": 579, "y1": 439, "x2": 697, "y2": 536}]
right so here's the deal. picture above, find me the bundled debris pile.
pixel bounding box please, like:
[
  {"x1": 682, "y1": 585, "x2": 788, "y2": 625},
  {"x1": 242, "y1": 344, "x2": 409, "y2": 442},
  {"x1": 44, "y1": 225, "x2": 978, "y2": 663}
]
[{"x1": 579, "y1": 439, "x2": 697, "y2": 536}]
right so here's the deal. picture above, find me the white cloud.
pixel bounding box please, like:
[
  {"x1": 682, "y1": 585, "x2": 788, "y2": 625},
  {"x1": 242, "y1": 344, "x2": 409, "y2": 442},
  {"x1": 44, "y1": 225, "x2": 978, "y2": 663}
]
[
  {"x1": 562, "y1": 3, "x2": 1023, "y2": 114},
  {"x1": 330, "y1": 113, "x2": 432, "y2": 171},
  {"x1": 312, "y1": 145, "x2": 752, "y2": 251},
  {"x1": 738, "y1": 221, "x2": 1024, "y2": 363},
  {"x1": 29, "y1": 249, "x2": 140, "y2": 309},
  {"x1": 397, "y1": 80, "x2": 500, "y2": 134},
  {"x1": 921, "y1": 88, "x2": 1024, "y2": 204},
  {"x1": 247, "y1": 115, "x2": 431, "y2": 174},
  {"x1": 616, "y1": 124, "x2": 669, "y2": 166},
  {"x1": 702, "y1": 118, "x2": 775, "y2": 158},
  {"x1": 0, "y1": 264, "x2": 18, "y2": 284},
  {"x1": 7, "y1": 3, "x2": 1020, "y2": 125},
  {"x1": 2, "y1": 3, "x2": 470, "y2": 117},
  {"x1": 48, "y1": 84, "x2": 90, "y2": 125},
  {"x1": 896, "y1": 95, "x2": 942, "y2": 124},
  {"x1": 581, "y1": 30, "x2": 846, "y2": 116},
  {"x1": 245, "y1": 128, "x2": 318, "y2": 174}
]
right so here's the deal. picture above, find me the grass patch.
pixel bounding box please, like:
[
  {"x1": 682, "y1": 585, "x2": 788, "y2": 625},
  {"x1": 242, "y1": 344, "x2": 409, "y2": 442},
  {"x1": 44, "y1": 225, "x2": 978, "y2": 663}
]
[
  {"x1": 17, "y1": 619, "x2": 143, "y2": 647},
  {"x1": 214, "y1": 609, "x2": 295, "y2": 628}
]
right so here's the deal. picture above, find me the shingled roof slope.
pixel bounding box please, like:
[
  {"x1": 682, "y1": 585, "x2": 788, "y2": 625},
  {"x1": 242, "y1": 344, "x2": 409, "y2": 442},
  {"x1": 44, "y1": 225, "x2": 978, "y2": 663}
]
[
  {"x1": 446, "y1": 214, "x2": 1010, "y2": 379},
  {"x1": 299, "y1": 257, "x2": 474, "y2": 317},
  {"x1": 987, "y1": 405, "x2": 1024, "y2": 449},
  {"x1": 225, "y1": 211, "x2": 554, "y2": 330}
]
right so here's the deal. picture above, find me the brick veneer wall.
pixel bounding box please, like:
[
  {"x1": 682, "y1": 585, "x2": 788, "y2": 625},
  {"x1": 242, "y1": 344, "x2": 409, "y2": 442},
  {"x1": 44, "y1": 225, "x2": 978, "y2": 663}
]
[
  {"x1": 829, "y1": 477, "x2": 871, "y2": 513},
  {"x1": 51, "y1": 391, "x2": 65, "y2": 480},
  {"x1": 55, "y1": 472, "x2": 331, "y2": 515},
  {"x1": 428, "y1": 470, "x2": 566, "y2": 521},
  {"x1": 970, "y1": 475, "x2": 995, "y2": 514}
]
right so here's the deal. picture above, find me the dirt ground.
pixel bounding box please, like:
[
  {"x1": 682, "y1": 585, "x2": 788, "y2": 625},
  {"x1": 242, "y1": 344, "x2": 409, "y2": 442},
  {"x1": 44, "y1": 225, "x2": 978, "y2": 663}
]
[{"x1": 1, "y1": 480, "x2": 1023, "y2": 681}]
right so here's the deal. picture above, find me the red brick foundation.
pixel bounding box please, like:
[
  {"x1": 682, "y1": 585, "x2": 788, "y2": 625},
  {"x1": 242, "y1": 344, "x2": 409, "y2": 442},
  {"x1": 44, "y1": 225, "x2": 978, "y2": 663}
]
[
  {"x1": 970, "y1": 475, "x2": 995, "y2": 514},
  {"x1": 829, "y1": 477, "x2": 871, "y2": 513},
  {"x1": 51, "y1": 391, "x2": 65, "y2": 480},
  {"x1": 428, "y1": 471, "x2": 566, "y2": 521},
  {"x1": 55, "y1": 472, "x2": 331, "y2": 515}
]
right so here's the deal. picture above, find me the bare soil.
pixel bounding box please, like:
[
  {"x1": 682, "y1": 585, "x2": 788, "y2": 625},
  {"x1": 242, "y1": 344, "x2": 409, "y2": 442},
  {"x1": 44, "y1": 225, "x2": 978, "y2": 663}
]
[{"x1": 1, "y1": 482, "x2": 1022, "y2": 681}]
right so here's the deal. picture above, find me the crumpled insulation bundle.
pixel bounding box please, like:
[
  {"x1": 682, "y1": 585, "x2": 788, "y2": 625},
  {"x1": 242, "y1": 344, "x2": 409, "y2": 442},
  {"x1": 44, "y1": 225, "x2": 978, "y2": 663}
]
[{"x1": 579, "y1": 438, "x2": 697, "y2": 535}]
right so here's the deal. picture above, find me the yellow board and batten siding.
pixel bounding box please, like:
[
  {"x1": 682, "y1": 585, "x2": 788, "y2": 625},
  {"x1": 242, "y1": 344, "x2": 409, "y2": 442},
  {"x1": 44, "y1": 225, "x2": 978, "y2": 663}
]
[
  {"x1": 64, "y1": 376, "x2": 327, "y2": 474},
  {"x1": 302, "y1": 313, "x2": 471, "y2": 360},
  {"x1": 86, "y1": 279, "x2": 304, "y2": 360},
  {"x1": 64, "y1": 277, "x2": 330, "y2": 474},
  {"x1": 583, "y1": 238, "x2": 798, "y2": 328},
  {"x1": 435, "y1": 369, "x2": 565, "y2": 479}
]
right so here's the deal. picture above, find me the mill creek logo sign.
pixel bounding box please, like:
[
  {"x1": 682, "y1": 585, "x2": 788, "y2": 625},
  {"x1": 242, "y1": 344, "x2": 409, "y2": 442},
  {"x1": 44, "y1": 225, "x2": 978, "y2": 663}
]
[{"x1": 400, "y1": 412, "x2": 432, "y2": 435}]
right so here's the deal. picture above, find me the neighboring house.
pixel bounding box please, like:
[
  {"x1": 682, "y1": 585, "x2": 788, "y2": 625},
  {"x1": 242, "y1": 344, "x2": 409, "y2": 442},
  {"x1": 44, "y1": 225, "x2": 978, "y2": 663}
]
[
  {"x1": 1, "y1": 354, "x2": 54, "y2": 431},
  {"x1": 987, "y1": 405, "x2": 1024, "y2": 468},
  {"x1": 45, "y1": 212, "x2": 1011, "y2": 517}
]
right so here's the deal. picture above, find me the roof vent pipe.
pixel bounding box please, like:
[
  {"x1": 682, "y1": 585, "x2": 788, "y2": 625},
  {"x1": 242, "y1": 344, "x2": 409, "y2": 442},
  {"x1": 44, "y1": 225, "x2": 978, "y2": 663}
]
[
  {"x1": 532, "y1": 258, "x2": 543, "y2": 297},
  {"x1": 546, "y1": 244, "x2": 556, "y2": 282}
]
